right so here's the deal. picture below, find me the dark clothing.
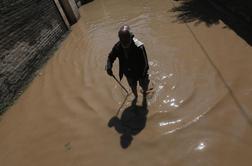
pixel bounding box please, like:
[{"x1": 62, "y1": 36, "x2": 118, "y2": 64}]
[
  {"x1": 107, "y1": 39, "x2": 149, "y2": 80},
  {"x1": 126, "y1": 74, "x2": 149, "y2": 91}
]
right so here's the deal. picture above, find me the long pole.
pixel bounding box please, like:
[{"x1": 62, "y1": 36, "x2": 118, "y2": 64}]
[{"x1": 112, "y1": 75, "x2": 129, "y2": 95}]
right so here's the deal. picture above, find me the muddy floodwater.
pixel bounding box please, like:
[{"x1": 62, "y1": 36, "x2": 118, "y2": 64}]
[{"x1": 1, "y1": 0, "x2": 252, "y2": 165}]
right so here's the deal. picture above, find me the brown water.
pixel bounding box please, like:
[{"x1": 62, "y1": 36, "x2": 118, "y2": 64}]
[{"x1": 1, "y1": 0, "x2": 252, "y2": 165}]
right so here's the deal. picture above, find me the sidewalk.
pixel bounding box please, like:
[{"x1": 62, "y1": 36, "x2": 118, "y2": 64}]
[{"x1": 172, "y1": 0, "x2": 252, "y2": 118}]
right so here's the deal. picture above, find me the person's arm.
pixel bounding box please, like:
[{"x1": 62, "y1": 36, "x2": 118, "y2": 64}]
[
  {"x1": 106, "y1": 45, "x2": 118, "y2": 76},
  {"x1": 139, "y1": 45, "x2": 149, "y2": 77}
]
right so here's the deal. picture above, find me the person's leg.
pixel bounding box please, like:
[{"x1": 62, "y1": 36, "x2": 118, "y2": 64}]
[
  {"x1": 126, "y1": 77, "x2": 138, "y2": 99},
  {"x1": 139, "y1": 74, "x2": 150, "y2": 96}
]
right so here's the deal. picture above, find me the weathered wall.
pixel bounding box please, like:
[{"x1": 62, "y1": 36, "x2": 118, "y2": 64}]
[{"x1": 0, "y1": 0, "x2": 68, "y2": 113}]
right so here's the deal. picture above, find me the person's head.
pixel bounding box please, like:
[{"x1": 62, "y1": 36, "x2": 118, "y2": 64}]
[{"x1": 118, "y1": 25, "x2": 134, "y2": 48}]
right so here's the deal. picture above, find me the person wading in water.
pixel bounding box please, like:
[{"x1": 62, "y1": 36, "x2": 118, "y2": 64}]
[{"x1": 106, "y1": 25, "x2": 150, "y2": 101}]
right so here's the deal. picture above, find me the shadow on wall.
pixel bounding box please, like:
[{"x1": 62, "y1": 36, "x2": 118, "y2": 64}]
[
  {"x1": 171, "y1": 0, "x2": 221, "y2": 26},
  {"x1": 213, "y1": 0, "x2": 252, "y2": 24},
  {"x1": 171, "y1": 0, "x2": 252, "y2": 46}
]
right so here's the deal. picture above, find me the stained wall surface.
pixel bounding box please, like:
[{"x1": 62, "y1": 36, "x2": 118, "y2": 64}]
[{"x1": 0, "y1": 0, "x2": 68, "y2": 112}]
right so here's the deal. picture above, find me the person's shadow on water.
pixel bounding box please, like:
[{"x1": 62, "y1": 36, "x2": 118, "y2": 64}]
[{"x1": 108, "y1": 95, "x2": 148, "y2": 149}]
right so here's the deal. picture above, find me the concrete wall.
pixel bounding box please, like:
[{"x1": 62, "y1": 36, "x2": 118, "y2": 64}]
[{"x1": 0, "y1": 0, "x2": 68, "y2": 113}]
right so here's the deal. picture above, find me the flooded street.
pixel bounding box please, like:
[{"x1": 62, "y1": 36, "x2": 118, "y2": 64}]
[{"x1": 0, "y1": 0, "x2": 252, "y2": 165}]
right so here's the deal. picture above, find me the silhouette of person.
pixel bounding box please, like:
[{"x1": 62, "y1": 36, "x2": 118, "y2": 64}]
[
  {"x1": 106, "y1": 25, "x2": 150, "y2": 100},
  {"x1": 108, "y1": 94, "x2": 148, "y2": 149}
]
